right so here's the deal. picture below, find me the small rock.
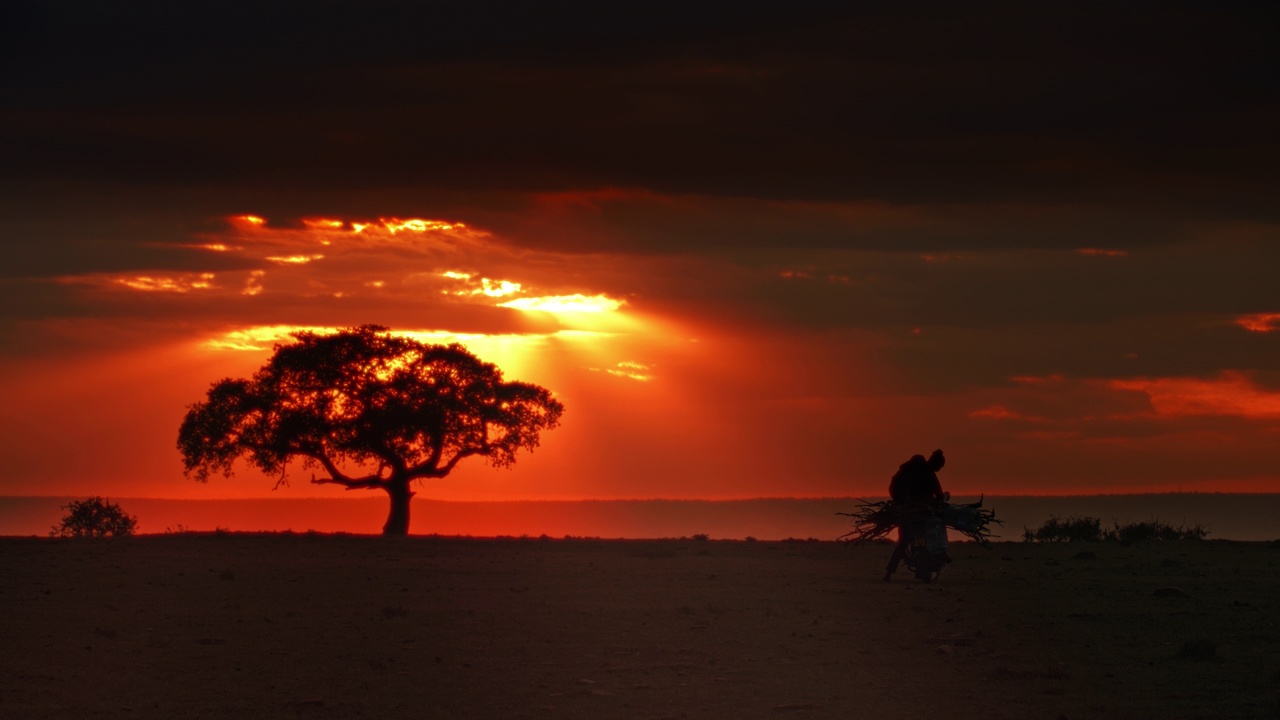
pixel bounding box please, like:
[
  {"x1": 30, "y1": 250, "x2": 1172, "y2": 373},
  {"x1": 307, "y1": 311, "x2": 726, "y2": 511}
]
[{"x1": 1153, "y1": 587, "x2": 1190, "y2": 598}]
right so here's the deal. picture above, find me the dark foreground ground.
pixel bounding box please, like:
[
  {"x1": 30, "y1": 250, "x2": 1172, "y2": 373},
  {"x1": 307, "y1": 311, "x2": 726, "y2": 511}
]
[{"x1": 2, "y1": 535, "x2": 1278, "y2": 719}]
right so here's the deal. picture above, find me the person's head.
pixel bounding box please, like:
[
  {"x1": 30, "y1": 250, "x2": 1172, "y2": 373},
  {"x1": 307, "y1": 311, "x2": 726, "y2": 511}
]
[{"x1": 927, "y1": 449, "x2": 945, "y2": 472}]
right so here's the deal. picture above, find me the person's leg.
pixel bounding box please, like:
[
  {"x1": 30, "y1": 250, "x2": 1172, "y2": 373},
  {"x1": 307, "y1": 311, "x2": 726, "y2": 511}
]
[{"x1": 883, "y1": 537, "x2": 907, "y2": 581}]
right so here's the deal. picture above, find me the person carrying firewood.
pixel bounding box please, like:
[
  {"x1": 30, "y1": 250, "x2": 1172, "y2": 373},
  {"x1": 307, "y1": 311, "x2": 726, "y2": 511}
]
[{"x1": 882, "y1": 449, "x2": 949, "y2": 581}]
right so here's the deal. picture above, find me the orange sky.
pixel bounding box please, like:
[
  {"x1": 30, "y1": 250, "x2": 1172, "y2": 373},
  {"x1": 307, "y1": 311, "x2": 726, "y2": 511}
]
[
  {"x1": 2, "y1": 2, "x2": 1278, "y2": 515},
  {"x1": 3, "y1": 212, "x2": 1279, "y2": 505}
]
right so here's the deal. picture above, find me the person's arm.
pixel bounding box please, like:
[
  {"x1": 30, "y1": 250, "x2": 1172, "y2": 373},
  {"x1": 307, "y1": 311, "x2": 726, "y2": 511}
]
[{"x1": 928, "y1": 473, "x2": 946, "y2": 502}]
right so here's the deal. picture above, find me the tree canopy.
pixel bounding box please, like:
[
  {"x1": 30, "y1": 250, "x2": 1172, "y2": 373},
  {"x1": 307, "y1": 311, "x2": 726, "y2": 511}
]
[{"x1": 178, "y1": 325, "x2": 564, "y2": 534}]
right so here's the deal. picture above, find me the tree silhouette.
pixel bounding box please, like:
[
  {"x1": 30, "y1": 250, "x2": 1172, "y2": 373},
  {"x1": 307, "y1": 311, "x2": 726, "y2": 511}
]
[
  {"x1": 178, "y1": 325, "x2": 564, "y2": 535},
  {"x1": 51, "y1": 496, "x2": 138, "y2": 537}
]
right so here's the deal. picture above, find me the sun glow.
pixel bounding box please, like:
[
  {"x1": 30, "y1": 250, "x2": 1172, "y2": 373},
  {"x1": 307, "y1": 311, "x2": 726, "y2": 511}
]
[
  {"x1": 203, "y1": 325, "x2": 334, "y2": 351},
  {"x1": 478, "y1": 279, "x2": 521, "y2": 297},
  {"x1": 177, "y1": 214, "x2": 636, "y2": 334},
  {"x1": 217, "y1": 215, "x2": 489, "y2": 257},
  {"x1": 382, "y1": 218, "x2": 466, "y2": 234},
  {"x1": 198, "y1": 323, "x2": 628, "y2": 389},
  {"x1": 203, "y1": 325, "x2": 612, "y2": 353},
  {"x1": 179, "y1": 214, "x2": 660, "y2": 401},
  {"x1": 265, "y1": 254, "x2": 324, "y2": 265},
  {"x1": 441, "y1": 271, "x2": 522, "y2": 298},
  {"x1": 500, "y1": 294, "x2": 625, "y2": 314}
]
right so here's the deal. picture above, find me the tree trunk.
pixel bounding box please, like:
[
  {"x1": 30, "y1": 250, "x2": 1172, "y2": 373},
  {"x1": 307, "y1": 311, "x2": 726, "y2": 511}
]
[{"x1": 382, "y1": 481, "x2": 415, "y2": 536}]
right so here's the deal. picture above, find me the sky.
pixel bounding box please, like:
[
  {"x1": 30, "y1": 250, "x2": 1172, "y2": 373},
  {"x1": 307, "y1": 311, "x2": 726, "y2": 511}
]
[{"x1": 1, "y1": 1, "x2": 1278, "y2": 506}]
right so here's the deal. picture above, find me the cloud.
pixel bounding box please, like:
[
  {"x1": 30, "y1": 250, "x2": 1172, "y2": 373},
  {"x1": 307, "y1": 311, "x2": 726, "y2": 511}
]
[
  {"x1": 440, "y1": 272, "x2": 523, "y2": 298},
  {"x1": 60, "y1": 272, "x2": 218, "y2": 293},
  {"x1": 1111, "y1": 372, "x2": 1280, "y2": 419},
  {"x1": 959, "y1": 371, "x2": 1280, "y2": 431},
  {"x1": 482, "y1": 189, "x2": 1208, "y2": 255},
  {"x1": 264, "y1": 254, "x2": 324, "y2": 265},
  {"x1": 5, "y1": 3, "x2": 1274, "y2": 231},
  {"x1": 591, "y1": 361, "x2": 653, "y2": 382},
  {"x1": 1236, "y1": 313, "x2": 1280, "y2": 333},
  {"x1": 968, "y1": 405, "x2": 1036, "y2": 422}
]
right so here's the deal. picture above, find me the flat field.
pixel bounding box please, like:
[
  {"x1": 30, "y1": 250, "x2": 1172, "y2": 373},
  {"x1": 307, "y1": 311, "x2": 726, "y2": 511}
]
[{"x1": 3, "y1": 535, "x2": 1278, "y2": 719}]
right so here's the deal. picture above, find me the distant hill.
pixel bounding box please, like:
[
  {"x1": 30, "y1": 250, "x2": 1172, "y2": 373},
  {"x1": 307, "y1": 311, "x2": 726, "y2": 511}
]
[{"x1": 2, "y1": 494, "x2": 1277, "y2": 540}]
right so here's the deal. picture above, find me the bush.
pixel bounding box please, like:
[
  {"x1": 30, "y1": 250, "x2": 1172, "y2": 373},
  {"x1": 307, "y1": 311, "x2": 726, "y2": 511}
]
[
  {"x1": 1024, "y1": 515, "x2": 1209, "y2": 543},
  {"x1": 50, "y1": 497, "x2": 138, "y2": 538},
  {"x1": 1023, "y1": 515, "x2": 1103, "y2": 543},
  {"x1": 1103, "y1": 519, "x2": 1209, "y2": 543}
]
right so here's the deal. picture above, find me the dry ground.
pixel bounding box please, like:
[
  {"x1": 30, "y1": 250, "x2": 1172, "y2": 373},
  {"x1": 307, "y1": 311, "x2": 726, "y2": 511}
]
[{"x1": 3, "y1": 535, "x2": 1278, "y2": 719}]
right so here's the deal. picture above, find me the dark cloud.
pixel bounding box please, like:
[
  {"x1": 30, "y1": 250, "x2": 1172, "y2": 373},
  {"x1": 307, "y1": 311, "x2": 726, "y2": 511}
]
[
  {"x1": 3, "y1": 1, "x2": 1276, "y2": 289},
  {"x1": 3, "y1": 1, "x2": 1276, "y2": 225}
]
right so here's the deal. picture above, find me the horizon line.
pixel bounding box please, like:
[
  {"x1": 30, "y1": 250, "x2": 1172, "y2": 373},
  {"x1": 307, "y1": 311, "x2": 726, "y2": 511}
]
[{"x1": 5, "y1": 491, "x2": 1276, "y2": 503}]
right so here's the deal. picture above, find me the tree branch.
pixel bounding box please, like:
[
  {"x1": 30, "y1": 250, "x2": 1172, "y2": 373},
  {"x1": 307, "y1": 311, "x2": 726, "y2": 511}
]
[
  {"x1": 309, "y1": 473, "x2": 386, "y2": 490},
  {"x1": 422, "y1": 435, "x2": 444, "y2": 474},
  {"x1": 305, "y1": 452, "x2": 388, "y2": 490},
  {"x1": 272, "y1": 463, "x2": 289, "y2": 491},
  {"x1": 414, "y1": 445, "x2": 487, "y2": 478}
]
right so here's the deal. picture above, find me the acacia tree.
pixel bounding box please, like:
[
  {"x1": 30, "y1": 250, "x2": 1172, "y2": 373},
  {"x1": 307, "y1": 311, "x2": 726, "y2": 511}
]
[
  {"x1": 51, "y1": 496, "x2": 139, "y2": 537},
  {"x1": 178, "y1": 325, "x2": 564, "y2": 535}
]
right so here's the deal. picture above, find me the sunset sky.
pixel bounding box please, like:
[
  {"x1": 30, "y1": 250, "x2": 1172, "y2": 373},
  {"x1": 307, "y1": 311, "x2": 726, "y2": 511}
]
[{"x1": 2, "y1": 1, "x2": 1278, "y2": 506}]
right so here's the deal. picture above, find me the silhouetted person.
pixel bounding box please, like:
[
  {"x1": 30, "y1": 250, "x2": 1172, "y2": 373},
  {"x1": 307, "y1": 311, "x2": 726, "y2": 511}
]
[{"x1": 883, "y1": 449, "x2": 949, "y2": 581}]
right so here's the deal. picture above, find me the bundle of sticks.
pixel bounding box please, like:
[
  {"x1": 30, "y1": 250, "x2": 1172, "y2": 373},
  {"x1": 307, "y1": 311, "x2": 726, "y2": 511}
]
[{"x1": 837, "y1": 498, "x2": 1001, "y2": 546}]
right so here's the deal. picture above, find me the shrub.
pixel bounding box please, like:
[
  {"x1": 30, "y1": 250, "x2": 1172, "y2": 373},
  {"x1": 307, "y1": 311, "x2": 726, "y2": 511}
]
[
  {"x1": 1023, "y1": 515, "x2": 1102, "y2": 543},
  {"x1": 51, "y1": 497, "x2": 138, "y2": 538},
  {"x1": 1104, "y1": 519, "x2": 1209, "y2": 543},
  {"x1": 1024, "y1": 515, "x2": 1209, "y2": 543}
]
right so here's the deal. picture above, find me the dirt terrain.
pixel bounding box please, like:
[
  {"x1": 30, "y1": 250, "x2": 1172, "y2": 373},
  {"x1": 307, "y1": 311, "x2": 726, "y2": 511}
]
[{"x1": 3, "y1": 535, "x2": 1278, "y2": 719}]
